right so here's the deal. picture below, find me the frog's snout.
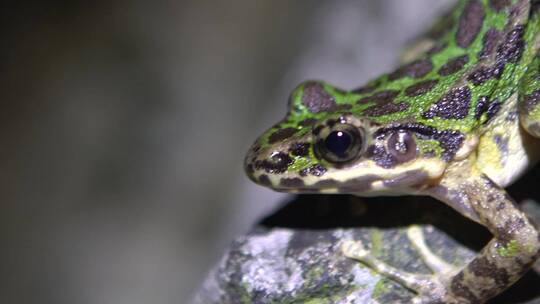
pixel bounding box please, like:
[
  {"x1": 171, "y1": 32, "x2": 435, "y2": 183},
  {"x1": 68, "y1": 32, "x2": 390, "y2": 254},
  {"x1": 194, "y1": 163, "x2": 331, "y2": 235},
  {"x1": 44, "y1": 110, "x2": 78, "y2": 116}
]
[{"x1": 244, "y1": 140, "x2": 293, "y2": 186}]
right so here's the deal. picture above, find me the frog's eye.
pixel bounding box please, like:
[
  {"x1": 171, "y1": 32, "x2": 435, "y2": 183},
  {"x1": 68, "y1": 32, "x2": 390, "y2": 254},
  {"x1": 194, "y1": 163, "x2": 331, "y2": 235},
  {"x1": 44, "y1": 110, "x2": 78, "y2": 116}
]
[
  {"x1": 316, "y1": 123, "x2": 364, "y2": 164},
  {"x1": 387, "y1": 130, "x2": 417, "y2": 162}
]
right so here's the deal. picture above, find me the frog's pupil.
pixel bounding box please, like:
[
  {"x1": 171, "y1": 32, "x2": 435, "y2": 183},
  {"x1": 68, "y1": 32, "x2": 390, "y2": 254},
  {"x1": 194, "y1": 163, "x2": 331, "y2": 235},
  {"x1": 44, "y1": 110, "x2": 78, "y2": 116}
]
[{"x1": 325, "y1": 131, "x2": 352, "y2": 157}]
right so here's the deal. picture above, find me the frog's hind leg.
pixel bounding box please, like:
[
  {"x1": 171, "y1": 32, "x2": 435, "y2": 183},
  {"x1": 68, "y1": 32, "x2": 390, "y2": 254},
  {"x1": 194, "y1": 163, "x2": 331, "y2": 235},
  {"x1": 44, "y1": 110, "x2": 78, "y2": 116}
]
[
  {"x1": 342, "y1": 239, "x2": 433, "y2": 296},
  {"x1": 519, "y1": 53, "x2": 540, "y2": 137},
  {"x1": 343, "y1": 226, "x2": 459, "y2": 303}
]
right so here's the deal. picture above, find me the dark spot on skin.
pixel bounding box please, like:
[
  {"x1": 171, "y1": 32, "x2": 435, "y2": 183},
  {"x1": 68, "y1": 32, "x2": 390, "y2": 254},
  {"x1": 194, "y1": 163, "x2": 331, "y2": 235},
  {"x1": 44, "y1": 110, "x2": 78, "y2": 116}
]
[
  {"x1": 509, "y1": 2, "x2": 526, "y2": 20},
  {"x1": 404, "y1": 79, "x2": 439, "y2": 97},
  {"x1": 506, "y1": 110, "x2": 518, "y2": 122},
  {"x1": 479, "y1": 28, "x2": 501, "y2": 59},
  {"x1": 363, "y1": 102, "x2": 409, "y2": 117},
  {"x1": 357, "y1": 90, "x2": 407, "y2": 117},
  {"x1": 302, "y1": 82, "x2": 337, "y2": 113},
  {"x1": 308, "y1": 164, "x2": 327, "y2": 177},
  {"x1": 451, "y1": 272, "x2": 479, "y2": 302},
  {"x1": 251, "y1": 144, "x2": 261, "y2": 153},
  {"x1": 331, "y1": 104, "x2": 353, "y2": 112},
  {"x1": 326, "y1": 119, "x2": 337, "y2": 128},
  {"x1": 299, "y1": 118, "x2": 318, "y2": 127},
  {"x1": 467, "y1": 66, "x2": 497, "y2": 85},
  {"x1": 427, "y1": 43, "x2": 447, "y2": 55},
  {"x1": 280, "y1": 177, "x2": 305, "y2": 188},
  {"x1": 469, "y1": 257, "x2": 510, "y2": 290},
  {"x1": 486, "y1": 101, "x2": 502, "y2": 122},
  {"x1": 423, "y1": 87, "x2": 472, "y2": 119},
  {"x1": 466, "y1": 26, "x2": 523, "y2": 86},
  {"x1": 366, "y1": 144, "x2": 399, "y2": 169},
  {"x1": 289, "y1": 142, "x2": 310, "y2": 157},
  {"x1": 521, "y1": 90, "x2": 540, "y2": 112},
  {"x1": 300, "y1": 164, "x2": 327, "y2": 177},
  {"x1": 438, "y1": 55, "x2": 469, "y2": 76},
  {"x1": 388, "y1": 59, "x2": 433, "y2": 80},
  {"x1": 496, "y1": 202, "x2": 506, "y2": 211},
  {"x1": 456, "y1": 0, "x2": 485, "y2": 48},
  {"x1": 312, "y1": 179, "x2": 339, "y2": 188},
  {"x1": 357, "y1": 90, "x2": 400, "y2": 105},
  {"x1": 487, "y1": 193, "x2": 497, "y2": 203},
  {"x1": 496, "y1": 25, "x2": 525, "y2": 64},
  {"x1": 245, "y1": 164, "x2": 254, "y2": 175},
  {"x1": 475, "y1": 96, "x2": 489, "y2": 119},
  {"x1": 436, "y1": 130, "x2": 466, "y2": 161},
  {"x1": 489, "y1": 0, "x2": 511, "y2": 11},
  {"x1": 475, "y1": 97, "x2": 501, "y2": 123},
  {"x1": 258, "y1": 174, "x2": 272, "y2": 186},
  {"x1": 351, "y1": 86, "x2": 375, "y2": 95},
  {"x1": 254, "y1": 152, "x2": 293, "y2": 174},
  {"x1": 312, "y1": 125, "x2": 324, "y2": 136},
  {"x1": 268, "y1": 127, "x2": 297, "y2": 144},
  {"x1": 496, "y1": 218, "x2": 526, "y2": 245}
]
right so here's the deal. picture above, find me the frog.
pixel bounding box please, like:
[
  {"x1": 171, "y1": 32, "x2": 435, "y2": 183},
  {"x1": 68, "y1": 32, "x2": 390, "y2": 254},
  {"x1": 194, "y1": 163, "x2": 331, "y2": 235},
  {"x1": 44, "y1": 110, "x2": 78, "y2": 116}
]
[{"x1": 244, "y1": 0, "x2": 540, "y2": 303}]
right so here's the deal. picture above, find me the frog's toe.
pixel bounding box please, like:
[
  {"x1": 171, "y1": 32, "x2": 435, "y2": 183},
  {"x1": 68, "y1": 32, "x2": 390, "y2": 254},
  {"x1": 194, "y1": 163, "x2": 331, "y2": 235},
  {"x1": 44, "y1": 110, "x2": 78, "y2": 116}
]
[
  {"x1": 342, "y1": 239, "x2": 440, "y2": 295},
  {"x1": 407, "y1": 225, "x2": 457, "y2": 275},
  {"x1": 341, "y1": 240, "x2": 369, "y2": 259},
  {"x1": 342, "y1": 229, "x2": 462, "y2": 302}
]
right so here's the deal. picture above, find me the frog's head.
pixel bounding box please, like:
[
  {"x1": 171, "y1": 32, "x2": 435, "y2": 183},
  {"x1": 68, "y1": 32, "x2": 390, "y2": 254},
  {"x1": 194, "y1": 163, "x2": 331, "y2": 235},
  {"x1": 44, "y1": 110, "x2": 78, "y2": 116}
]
[{"x1": 245, "y1": 81, "x2": 455, "y2": 196}]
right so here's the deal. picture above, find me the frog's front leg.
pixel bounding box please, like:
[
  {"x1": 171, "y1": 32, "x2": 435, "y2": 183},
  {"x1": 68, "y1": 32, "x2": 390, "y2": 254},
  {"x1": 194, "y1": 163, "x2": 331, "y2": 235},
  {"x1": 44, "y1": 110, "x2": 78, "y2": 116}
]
[
  {"x1": 519, "y1": 54, "x2": 540, "y2": 137},
  {"x1": 345, "y1": 174, "x2": 540, "y2": 303},
  {"x1": 437, "y1": 174, "x2": 540, "y2": 303}
]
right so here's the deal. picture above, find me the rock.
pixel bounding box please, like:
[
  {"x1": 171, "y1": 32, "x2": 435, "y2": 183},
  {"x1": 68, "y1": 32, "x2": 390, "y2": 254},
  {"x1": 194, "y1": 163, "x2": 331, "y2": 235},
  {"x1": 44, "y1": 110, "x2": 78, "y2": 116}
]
[{"x1": 194, "y1": 168, "x2": 540, "y2": 304}]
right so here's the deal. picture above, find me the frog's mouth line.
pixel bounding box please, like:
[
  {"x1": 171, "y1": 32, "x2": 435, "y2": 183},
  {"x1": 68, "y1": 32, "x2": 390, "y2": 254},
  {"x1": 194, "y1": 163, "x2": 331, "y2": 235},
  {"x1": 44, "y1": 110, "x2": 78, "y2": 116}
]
[{"x1": 267, "y1": 169, "x2": 433, "y2": 196}]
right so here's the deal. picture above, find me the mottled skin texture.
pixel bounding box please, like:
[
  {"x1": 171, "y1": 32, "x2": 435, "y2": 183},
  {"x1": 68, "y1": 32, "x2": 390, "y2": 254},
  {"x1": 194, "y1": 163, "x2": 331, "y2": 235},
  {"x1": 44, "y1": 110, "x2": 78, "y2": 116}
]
[{"x1": 245, "y1": 1, "x2": 540, "y2": 303}]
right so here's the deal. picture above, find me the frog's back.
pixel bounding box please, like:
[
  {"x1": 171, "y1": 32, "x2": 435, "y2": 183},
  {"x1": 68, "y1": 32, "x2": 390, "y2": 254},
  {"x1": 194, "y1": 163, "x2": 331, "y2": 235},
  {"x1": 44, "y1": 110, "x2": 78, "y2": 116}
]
[
  {"x1": 289, "y1": 0, "x2": 540, "y2": 136},
  {"x1": 345, "y1": 0, "x2": 540, "y2": 185}
]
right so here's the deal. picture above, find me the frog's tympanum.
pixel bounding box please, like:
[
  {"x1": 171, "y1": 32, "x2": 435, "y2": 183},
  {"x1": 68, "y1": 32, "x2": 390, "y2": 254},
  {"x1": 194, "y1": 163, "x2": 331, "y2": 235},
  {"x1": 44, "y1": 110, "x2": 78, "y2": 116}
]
[{"x1": 245, "y1": 0, "x2": 540, "y2": 303}]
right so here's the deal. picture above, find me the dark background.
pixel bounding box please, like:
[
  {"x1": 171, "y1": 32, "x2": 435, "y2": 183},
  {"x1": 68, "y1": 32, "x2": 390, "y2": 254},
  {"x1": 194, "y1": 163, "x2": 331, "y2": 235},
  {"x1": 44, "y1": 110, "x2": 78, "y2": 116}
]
[{"x1": 1, "y1": 1, "x2": 455, "y2": 303}]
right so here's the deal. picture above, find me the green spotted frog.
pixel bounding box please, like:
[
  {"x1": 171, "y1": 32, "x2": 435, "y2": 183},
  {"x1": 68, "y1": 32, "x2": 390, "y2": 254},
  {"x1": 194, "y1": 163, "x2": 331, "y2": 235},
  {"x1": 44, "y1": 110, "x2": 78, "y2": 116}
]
[{"x1": 245, "y1": 1, "x2": 540, "y2": 303}]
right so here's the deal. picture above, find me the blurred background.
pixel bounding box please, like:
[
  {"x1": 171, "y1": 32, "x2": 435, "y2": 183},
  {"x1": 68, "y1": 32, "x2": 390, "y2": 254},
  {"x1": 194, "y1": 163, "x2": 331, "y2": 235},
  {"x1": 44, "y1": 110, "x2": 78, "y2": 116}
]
[{"x1": 1, "y1": 1, "x2": 454, "y2": 303}]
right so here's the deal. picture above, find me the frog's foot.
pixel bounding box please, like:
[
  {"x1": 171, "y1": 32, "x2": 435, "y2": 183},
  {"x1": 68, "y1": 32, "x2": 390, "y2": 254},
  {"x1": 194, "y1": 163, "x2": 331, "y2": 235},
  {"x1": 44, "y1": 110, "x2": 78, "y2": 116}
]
[{"x1": 342, "y1": 226, "x2": 459, "y2": 303}]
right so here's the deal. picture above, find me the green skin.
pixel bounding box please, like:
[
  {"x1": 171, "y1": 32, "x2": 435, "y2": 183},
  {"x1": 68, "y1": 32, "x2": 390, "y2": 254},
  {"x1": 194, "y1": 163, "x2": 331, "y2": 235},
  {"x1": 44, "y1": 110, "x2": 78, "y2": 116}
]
[{"x1": 245, "y1": 1, "x2": 540, "y2": 303}]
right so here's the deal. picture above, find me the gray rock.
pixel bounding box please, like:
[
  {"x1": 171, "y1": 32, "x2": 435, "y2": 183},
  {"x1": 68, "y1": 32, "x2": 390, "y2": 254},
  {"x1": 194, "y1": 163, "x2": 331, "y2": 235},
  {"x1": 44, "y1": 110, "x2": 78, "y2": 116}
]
[{"x1": 194, "y1": 168, "x2": 540, "y2": 304}]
